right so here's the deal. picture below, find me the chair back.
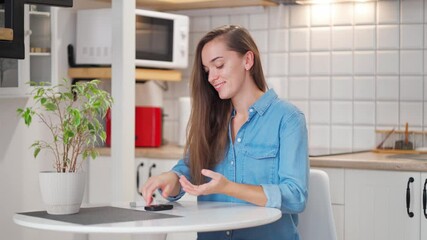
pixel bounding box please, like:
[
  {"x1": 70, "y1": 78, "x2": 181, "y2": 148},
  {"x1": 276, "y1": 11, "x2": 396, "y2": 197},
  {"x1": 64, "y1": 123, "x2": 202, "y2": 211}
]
[{"x1": 298, "y1": 169, "x2": 337, "y2": 240}]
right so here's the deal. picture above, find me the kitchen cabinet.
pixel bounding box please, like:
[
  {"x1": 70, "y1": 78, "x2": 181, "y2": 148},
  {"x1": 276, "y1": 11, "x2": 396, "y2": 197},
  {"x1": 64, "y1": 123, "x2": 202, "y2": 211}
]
[
  {"x1": 88, "y1": 156, "x2": 196, "y2": 203},
  {"x1": 314, "y1": 167, "x2": 345, "y2": 240},
  {"x1": 345, "y1": 169, "x2": 425, "y2": 240},
  {"x1": 135, "y1": 157, "x2": 196, "y2": 202},
  {"x1": 421, "y1": 173, "x2": 427, "y2": 240},
  {"x1": 0, "y1": 5, "x2": 58, "y2": 97}
]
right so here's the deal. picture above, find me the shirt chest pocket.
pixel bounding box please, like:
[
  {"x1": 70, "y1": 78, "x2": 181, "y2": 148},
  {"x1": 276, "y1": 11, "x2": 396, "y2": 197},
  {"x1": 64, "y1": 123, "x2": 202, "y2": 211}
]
[{"x1": 242, "y1": 144, "x2": 279, "y2": 184}]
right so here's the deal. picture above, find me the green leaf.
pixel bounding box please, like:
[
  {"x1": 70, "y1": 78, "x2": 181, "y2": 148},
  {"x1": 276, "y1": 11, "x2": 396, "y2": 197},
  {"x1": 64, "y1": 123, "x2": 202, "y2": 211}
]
[
  {"x1": 33, "y1": 147, "x2": 41, "y2": 158},
  {"x1": 24, "y1": 112, "x2": 32, "y2": 126},
  {"x1": 44, "y1": 102, "x2": 57, "y2": 111},
  {"x1": 100, "y1": 131, "x2": 106, "y2": 141},
  {"x1": 90, "y1": 151, "x2": 98, "y2": 160}
]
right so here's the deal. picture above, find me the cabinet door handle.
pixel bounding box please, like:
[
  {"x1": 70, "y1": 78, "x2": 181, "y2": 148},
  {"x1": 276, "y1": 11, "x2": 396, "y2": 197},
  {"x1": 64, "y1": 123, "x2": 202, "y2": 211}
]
[
  {"x1": 149, "y1": 163, "x2": 157, "y2": 178},
  {"x1": 423, "y1": 179, "x2": 427, "y2": 219},
  {"x1": 406, "y1": 177, "x2": 414, "y2": 218},
  {"x1": 148, "y1": 163, "x2": 157, "y2": 198},
  {"x1": 136, "y1": 162, "x2": 144, "y2": 196}
]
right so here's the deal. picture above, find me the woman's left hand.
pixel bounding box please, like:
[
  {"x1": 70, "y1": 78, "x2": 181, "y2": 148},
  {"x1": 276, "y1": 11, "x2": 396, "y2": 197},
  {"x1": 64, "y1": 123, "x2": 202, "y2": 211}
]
[{"x1": 179, "y1": 169, "x2": 230, "y2": 196}]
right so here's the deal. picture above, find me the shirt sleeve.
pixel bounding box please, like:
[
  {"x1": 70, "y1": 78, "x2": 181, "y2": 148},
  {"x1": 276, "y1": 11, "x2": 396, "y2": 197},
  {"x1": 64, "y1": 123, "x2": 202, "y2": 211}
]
[
  {"x1": 164, "y1": 156, "x2": 192, "y2": 201},
  {"x1": 261, "y1": 111, "x2": 309, "y2": 214}
]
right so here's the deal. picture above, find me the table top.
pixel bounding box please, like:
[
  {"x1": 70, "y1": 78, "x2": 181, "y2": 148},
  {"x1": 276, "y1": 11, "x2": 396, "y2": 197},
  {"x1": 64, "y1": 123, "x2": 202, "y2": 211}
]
[{"x1": 13, "y1": 201, "x2": 282, "y2": 234}]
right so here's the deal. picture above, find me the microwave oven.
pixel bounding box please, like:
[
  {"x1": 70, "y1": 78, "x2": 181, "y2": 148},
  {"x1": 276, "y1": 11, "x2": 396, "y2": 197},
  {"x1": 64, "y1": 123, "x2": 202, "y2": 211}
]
[{"x1": 76, "y1": 8, "x2": 189, "y2": 69}]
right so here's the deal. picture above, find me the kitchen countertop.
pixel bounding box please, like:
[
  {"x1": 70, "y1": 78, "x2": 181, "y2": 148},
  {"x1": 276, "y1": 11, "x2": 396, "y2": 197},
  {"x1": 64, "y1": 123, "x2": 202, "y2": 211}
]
[
  {"x1": 310, "y1": 151, "x2": 427, "y2": 172},
  {"x1": 97, "y1": 145, "x2": 427, "y2": 172}
]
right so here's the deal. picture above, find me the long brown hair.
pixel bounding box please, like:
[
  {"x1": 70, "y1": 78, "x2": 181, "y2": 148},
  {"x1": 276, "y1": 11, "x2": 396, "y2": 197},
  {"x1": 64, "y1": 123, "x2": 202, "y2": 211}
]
[{"x1": 185, "y1": 25, "x2": 267, "y2": 184}]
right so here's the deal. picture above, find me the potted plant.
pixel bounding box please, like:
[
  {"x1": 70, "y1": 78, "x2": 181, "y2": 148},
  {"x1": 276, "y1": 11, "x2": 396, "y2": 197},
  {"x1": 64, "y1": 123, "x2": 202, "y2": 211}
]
[{"x1": 17, "y1": 79, "x2": 113, "y2": 215}]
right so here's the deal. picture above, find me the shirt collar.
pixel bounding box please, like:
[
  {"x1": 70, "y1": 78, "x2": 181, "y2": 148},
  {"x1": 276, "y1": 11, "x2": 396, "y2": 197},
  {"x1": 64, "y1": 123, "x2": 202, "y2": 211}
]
[
  {"x1": 231, "y1": 89, "x2": 278, "y2": 117},
  {"x1": 251, "y1": 89, "x2": 277, "y2": 116}
]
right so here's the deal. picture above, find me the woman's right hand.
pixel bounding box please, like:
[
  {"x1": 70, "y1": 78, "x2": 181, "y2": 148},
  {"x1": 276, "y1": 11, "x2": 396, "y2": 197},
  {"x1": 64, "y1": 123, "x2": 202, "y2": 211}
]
[{"x1": 141, "y1": 171, "x2": 180, "y2": 206}]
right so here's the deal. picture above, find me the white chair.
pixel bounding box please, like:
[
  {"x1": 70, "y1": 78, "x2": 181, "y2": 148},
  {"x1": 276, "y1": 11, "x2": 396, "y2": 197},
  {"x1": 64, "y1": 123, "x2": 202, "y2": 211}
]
[{"x1": 298, "y1": 169, "x2": 338, "y2": 240}]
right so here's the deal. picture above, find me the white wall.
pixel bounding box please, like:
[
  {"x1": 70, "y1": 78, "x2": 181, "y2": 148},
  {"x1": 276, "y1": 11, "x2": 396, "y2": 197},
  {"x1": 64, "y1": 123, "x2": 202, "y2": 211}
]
[
  {"x1": 163, "y1": 0, "x2": 427, "y2": 152},
  {"x1": 0, "y1": 1, "x2": 109, "y2": 240}
]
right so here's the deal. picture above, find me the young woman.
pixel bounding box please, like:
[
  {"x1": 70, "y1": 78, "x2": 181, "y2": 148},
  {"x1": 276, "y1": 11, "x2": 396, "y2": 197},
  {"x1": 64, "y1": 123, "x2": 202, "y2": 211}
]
[{"x1": 141, "y1": 25, "x2": 309, "y2": 240}]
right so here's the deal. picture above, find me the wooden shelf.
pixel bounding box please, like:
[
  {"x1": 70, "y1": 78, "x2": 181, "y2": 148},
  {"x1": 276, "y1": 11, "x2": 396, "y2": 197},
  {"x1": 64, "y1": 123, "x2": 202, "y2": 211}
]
[
  {"x1": 95, "y1": 0, "x2": 277, "y2": 11},
  {"x1": 68, "y1": 67, "x2": 182, "y2": 82},
  {"x1": 0, "y1": 27, "x2": 13, "y2": 41}
]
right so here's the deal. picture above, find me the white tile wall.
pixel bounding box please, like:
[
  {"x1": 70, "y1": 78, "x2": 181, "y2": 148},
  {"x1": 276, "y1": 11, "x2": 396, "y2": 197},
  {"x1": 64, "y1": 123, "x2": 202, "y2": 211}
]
[
  {"x1": 311, "y1": 52, "x2": 331, "y2": 75},
  {"x1": 332, "y1": 52, "x2": 353, "y2": 75},
  {"x1": 163, "y1": 1, "x2": 427, "y2": 151},
  {"x1": 354, "y1": 76, "x2": 375, "y2": 100},
  {"x1": 402, "y1": 51, "x2": 424, "y2": 75},
  {"x1": 354, "y1": 101, "x2": 375, "y2": 125},
  {"x1": 354, "y1": 52, "x2": 375, "y2": 75},
  {"x1": 311, "y1": 27, "x2": 331, "y2": 51},
  {"x1": 289, "y1": 53, "x2": 309, "y2": 76},
  {"x1": 377, "y1": 25, "x2": 399, "y2": 49},
  {"x1": 331, "y1": 101, "x2": 353, "y2": 124},
  {"x1": 332, "y1": 77, "x2": 353, "y2": 100},
  {"x1": 377, "y1": 51, "x2": 399, "y2": 74},
  {"x1": 311, "y1": 4, "x2": 331, "y2": 27},
  {"x1": 270, "y1": 29, "x2": 289, "y2": 52},
  {"x1": 331, "y1": 126, "x2": 353, "y2": 149},
  {"x1": 332, "y1": 3, "x2": 353, "y2": 26},
  {"x1": 310, "y1": 101, "x2": 331, "y2": 124},
  {"x1": 377, "y1": 1, "x2": 399, "y2": 24},
  {"x1": 400, "y1": 76, "x2": 424, "y2": 101},
  {"x1": 332, "y1": 26, "x2": 353, "y2": 50},
  {"x1": 310, "y1": 77, "x2": 330, "y2": 99},
  {"x1": 354, "y1": 26, "x2": 376, "y2": 50},
  {"x1": 401, "y1": 24, "x2": 423, "y2": 49},
  {"x1": 290, "y1": 28, "x2": 309, "y2": 51},
  {"x1": 401, "y1": 0, "x2": 424, "y2": 24},
  {"x1": 400, "y1": 102, "x2": 423, "y2": 126},
  {"x1": 377, "y1": 76, "x2": 399, "y2": 100},
  {"x1": 289, "y1": 77, "x2": 309, "y2": 99}
]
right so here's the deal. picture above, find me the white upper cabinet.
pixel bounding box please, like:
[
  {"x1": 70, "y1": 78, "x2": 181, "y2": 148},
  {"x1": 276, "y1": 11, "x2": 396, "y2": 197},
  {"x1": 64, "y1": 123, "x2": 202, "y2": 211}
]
[{"x1": 0, "y1": 5, "x2": 57, "y2": 97}]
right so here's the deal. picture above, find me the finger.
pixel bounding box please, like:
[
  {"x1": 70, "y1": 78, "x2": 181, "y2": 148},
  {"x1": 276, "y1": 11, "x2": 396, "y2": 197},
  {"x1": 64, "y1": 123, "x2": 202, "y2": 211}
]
[
  {"x1": 179, "y1": 176, "x2": 199, "y2": 194},
  {"x1": 201, "y1": 169, "x2": 219, "y2": 179},
  {"x1": 144, "y1": 182, "x2": 160, "y2": 205},
  {"x1": 179, "y1": 175, "x2": 192, "y2": 187},
  {"x1": 179, "y1": 176, "x2": 198, "y2": 192}
]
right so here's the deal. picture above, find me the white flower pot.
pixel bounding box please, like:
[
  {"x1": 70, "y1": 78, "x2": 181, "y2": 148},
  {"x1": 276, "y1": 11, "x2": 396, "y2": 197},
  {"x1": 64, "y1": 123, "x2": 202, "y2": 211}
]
[{"x1": 39, "y1": 171, "x2": 86, "y2": 215}]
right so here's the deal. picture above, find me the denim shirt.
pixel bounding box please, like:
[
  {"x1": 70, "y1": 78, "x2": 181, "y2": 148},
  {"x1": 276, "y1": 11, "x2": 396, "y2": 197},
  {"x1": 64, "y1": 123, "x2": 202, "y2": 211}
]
[{"x1": 170, "y1": 89, "x2": 309, "y2": 240}]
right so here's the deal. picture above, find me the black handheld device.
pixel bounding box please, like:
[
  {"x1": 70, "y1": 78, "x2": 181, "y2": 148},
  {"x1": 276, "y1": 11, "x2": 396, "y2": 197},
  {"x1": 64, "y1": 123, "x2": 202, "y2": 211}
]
[{"x1": 144, "y1": 204, "x2": 174, "y2": 211}]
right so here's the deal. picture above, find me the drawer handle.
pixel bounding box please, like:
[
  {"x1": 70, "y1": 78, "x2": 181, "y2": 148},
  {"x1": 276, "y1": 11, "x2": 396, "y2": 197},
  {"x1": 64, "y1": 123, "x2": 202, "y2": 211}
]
[
  {"x1": 406, "y1": 177, "x2": 414, "y2": 218},
  {"x1": 136, "y1": 162, "x2": 144, "y2": 196},
  {"x1": 423, "y1": 179, "x2": 427, "y2": 219}
]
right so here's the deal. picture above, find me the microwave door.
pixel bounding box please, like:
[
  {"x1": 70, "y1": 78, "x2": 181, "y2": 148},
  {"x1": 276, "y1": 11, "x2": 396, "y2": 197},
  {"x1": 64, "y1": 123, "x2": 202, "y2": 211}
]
[{"x1": 135, "y1": 16, "x2": 173, "y2": 62}]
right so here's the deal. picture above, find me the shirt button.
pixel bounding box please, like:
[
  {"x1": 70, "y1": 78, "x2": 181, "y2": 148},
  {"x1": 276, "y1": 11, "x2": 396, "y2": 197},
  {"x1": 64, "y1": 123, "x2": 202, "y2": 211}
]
[
  {"x1": 231, "y1": 161, "x2": 234, "y2": 165},
  {"x1": 249, "y1": 108, "x2": 254, "y2": 113},
  {"x1": 226, "y1": 231, "x2": 231, "y2": 236},
  {"x1": 237, "y1": 138, "x2": 241, "y2": 142}
]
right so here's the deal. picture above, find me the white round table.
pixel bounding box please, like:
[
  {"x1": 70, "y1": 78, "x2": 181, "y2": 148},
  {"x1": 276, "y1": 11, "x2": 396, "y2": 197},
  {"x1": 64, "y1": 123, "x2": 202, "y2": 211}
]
[{"x1": 14, "y1": 201, "x2": 282, "y2": 235}]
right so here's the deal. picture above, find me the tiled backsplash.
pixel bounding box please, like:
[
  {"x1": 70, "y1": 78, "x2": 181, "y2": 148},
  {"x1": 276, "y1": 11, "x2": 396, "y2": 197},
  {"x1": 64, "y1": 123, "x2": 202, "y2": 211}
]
[{"x1": 162, "y1": 0, "x2": 427, "y2": 151}]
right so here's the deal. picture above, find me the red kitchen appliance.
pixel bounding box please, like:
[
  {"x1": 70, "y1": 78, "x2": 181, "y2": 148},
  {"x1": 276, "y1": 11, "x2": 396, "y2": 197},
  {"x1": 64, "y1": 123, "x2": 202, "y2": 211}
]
[{"x1": 106, "y1": 107, "x2": 162, "y2": 147}]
